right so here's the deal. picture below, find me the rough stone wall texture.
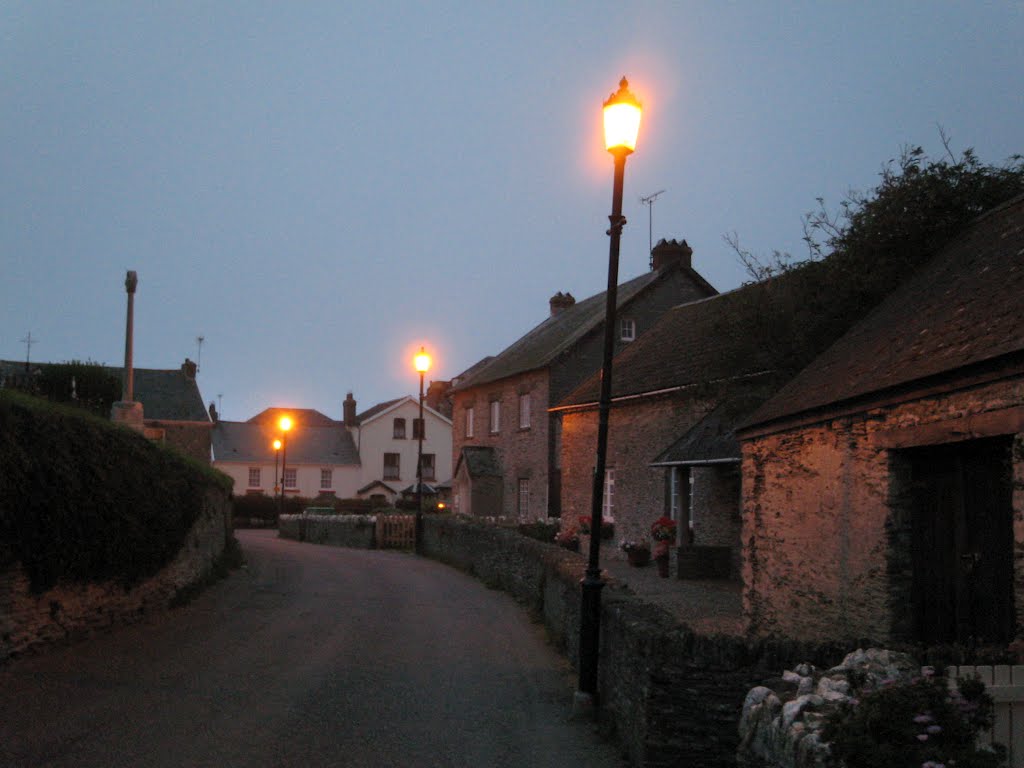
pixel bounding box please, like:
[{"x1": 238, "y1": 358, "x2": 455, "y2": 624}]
[
  {"x1": 451, "y1": 369, "x2": 551, "y2": 518},
  {"x1": 742, "y1": 376, "x2": 1024, "y2": 644},
  {"x1": 146, "y1": 420, "x2": 212, "y2": 464},
  {"x1": 692, "y1": 465, "x2": 743, "y2": 576},
  {"x1": 0, "y1": 486, "x2": 231, "y2": 661},
  {"x1": 560, "y1": 395, "x2": 707, "y2": 562},
  {"x1": 278, "y1": 513, "x2": 376, "y2": 548}
]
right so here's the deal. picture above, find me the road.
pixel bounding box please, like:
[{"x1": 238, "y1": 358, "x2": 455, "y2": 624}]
[{"x1": 0, "y1": 529, "x2": 625, "y2": 768}]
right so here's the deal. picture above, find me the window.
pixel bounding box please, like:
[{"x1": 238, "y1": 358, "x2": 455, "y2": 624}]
[
  {"x1": 420, "y1": 453, "x2": 435, "y2": 480},
  {"x1": 248, "y1": 467, "x2": 261, "y2": 488},
  {"x1": 284, "y1": 468, "x2": 297, "y2": 490},
  {"x1": 393, "y1": 418, "x2": 406, "y2": 439},
  {"x1": 518, "y1": 478, "x2": 530, "y2": 518},
  {"x1": 602, "y1": 468, "x2": 615, "y2": 519},
  {"x1": 383, "y1": 452, "x2": 400, "y2": 480},
  {"x1": 669, "y1": 466, "x2": 694, "y2": 540},
  {"x1": 412, "y1": 418, "x2": 424, "y2": 440},
  {"x1": 465, "y1": 407, "x2": 474, "y2": 438},
  {"x1": 518, "y1": 393, "x2": 531, "y2": 429},
  {"x1": 320, "y1": 468, "x2": 333, "y2": 490},
  {"x1": 620, "y1": 318, "x2": 636, "y2": 342},
  {"x1": 489, "y1": 400, "x2": 501, "y2": 434}
]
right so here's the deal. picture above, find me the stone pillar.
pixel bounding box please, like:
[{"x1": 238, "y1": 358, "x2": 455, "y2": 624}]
[{"x1": 111, "y1": 270, "x2": 144, "y2": 431}]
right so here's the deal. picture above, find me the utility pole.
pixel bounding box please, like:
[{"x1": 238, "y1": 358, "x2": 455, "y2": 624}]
[
  {"x1": 19, "y1": 331, "x2": 37, "y2": 371},
  {"x1": 640, "y1": 190, "x2": 665, "y2": 268}
]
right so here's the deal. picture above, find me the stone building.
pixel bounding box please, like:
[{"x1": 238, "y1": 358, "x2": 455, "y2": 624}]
[
  {"x1": 738, "y1": 194, "x2": 1024, "y2": 645},
  {"x1": 449, "y1": 239, "x2": 716, "y2": 519}
]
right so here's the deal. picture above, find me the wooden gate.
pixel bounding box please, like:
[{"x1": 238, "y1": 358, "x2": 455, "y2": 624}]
[
  {"x1": 376, "y1": 514, "x2": 415, "y2": 550},
  {"x1": 947, "y1": 665, "x2": 1024, "y2": 766}
]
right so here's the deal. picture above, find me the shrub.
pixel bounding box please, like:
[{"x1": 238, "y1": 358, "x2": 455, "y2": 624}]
[
  {"x1": 517, "y1": 519, "x2": 560, "y2": 543},
  {"x1": 822, "y1": 671, "x2": 1006, "y2": 768}
]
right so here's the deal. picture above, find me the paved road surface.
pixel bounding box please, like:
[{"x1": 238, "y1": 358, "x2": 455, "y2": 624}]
[{"x1": 0, "y1": 530, "x2": 626, "y2": 768}]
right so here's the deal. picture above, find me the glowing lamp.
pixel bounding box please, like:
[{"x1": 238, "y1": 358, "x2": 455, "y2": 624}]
[
  {"x1": 603, "y1": 77, "x2": 642, "y2": 154},
  {"x1": 414, "y1": 347, "x2": 431, "y2": 373},
  {"x1": 273, "y1": 439, "x2": 282, "y2": 451},
  {"x1": 279, "y1": 415, "x2": 293, "y2": 432}
]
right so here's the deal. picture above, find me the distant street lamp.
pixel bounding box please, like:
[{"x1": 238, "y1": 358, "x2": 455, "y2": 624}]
[
  {"x1": 414, "y1": 347, "x2": 431, "y2": 555},
  {"x1": 278, "y1": 416, "x2": 293, "y2": 516},
  {"x1": 576, "y1": 77, "x2": 642, "y2": 711},
  {"x1": 273, "y1": 438, "x2": 282, "y2": 508}
]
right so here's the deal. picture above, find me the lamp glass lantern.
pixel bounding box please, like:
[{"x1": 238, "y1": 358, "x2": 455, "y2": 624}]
[{"x1": 603, "y1": 77, "x2": 642, "y2": 154}]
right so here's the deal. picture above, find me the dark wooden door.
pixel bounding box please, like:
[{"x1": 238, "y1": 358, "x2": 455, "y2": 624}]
[{"x1": 908, "y1": 437, "x2": 1014, "y2": 645}]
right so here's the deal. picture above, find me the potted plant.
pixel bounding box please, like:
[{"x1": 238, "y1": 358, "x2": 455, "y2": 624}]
[
  {"x1": 650, "y1": 516, "x2": 678, "y2": 577},
  {"x1": 620, "y1": 539, "x2": 650, "y2": 566},
  {"x1": 577, "y1": 515, "x2": 615, "y2": 540},
  {"x1": 554, "y1": 528, "x2": 579, "y2": 552}
]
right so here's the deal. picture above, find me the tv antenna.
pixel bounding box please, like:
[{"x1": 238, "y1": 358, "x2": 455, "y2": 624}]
[
  {"x1": 640, "y1": 190, "x2": 665, "y2": 266},
  {"x1": 19, "y1": 331, "x2": 37, "y2": 371},
  {"x1": 196, "y1": 335, "x2": 204, "y2": 372}
]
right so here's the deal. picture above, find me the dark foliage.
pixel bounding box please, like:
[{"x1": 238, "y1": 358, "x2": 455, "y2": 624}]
[
  {"x1": 14, "y1": 360, "x2": 121, "y2": 417},
  {"x1": 517, "y1": 519, "x2": 560, "y2": 544},
  {"x1": 0, "y1": 390, "x2": 230, "y2": 592}
]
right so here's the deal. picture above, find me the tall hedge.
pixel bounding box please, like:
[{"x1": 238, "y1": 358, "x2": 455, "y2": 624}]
[{"x1": 0, "y1": 390, "x2": 231, "y2": 592}]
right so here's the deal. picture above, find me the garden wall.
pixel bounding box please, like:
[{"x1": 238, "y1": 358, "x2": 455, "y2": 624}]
[
  {"x1": 278, "y1": 513, "x2": 376, "y2": 548},
  {"x1": 0, "y1": 486, "x2": 231, "y2": 661}
]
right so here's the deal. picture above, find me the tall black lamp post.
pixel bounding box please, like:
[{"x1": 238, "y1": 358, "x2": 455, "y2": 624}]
[
  {"x1": 278, "y1": 415, "x2": 292, "y2": 516},
  {"x1": 576, "y1": 77, "x2": 642, "y2": 711},
  {"x1": 414, "y1": 347, "x2": 431, "y2": 555},
  {"x1": 273, "y1": 437, "x2": 282, "y2": 509}
]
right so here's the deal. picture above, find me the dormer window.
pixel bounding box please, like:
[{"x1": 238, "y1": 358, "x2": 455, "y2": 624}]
[{"x1": 620, "y1": 318, "x2": 636, "y2": 342}]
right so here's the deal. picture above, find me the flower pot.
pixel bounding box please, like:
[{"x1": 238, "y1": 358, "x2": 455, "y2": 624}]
[
  {"x1": 627, "y1": 549, "x2": 650, "y2": 567},
  {"x1": 656, "y1": 554, "x2": 670, "y2": 578}
]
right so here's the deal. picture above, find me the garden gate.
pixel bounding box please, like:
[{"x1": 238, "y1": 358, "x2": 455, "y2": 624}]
[
  {"x1": 376, "y1": 514, "x2": 415, "y2": 550},
  {"x1": 947, "y1": 665, "x2": 1024, "y2": 766}
]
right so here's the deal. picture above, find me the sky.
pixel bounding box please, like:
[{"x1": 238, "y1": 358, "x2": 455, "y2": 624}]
[{"x1": 3, "y1": 2, "x2": 1022, "y2": 422}]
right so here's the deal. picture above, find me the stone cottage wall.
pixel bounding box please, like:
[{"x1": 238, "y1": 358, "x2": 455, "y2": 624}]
[
  {"x1": 560, "y1": 394, "x2": 706, "y2": 561},
  {"x1": 742, "y1": 375, "x2": 1024, "y2": 644},
  {"x1": 0, "y1": 486, "x2": 231, "y2": 661}
]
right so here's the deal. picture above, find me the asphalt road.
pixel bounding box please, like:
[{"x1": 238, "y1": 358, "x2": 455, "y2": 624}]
[{"x1": 0, "y1": 529, "x2": 626, "y2": 768}]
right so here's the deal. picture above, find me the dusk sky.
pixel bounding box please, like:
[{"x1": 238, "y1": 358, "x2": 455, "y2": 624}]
[{"x1": 3, "y1": 3, "x2": 1022, "y2": 421}]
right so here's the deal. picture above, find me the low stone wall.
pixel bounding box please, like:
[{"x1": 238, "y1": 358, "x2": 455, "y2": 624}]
[
  {"x1": 275, "y1": 512, "x2": 844, "y2": 767},
  {"x1": 0, "y1": 487, "x2": 232, "y2": 661},
  {"x1": 279, "y1": 513, "x2": 376, "y2": 548}
]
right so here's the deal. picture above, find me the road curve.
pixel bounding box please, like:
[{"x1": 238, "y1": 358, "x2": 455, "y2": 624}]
[{"x1": 0, "y1": 529, "x2": 626, "y2": 768}]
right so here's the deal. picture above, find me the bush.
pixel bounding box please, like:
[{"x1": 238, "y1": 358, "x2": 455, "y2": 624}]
[
  {"x1": 517, "y1": 519, "x2": 560, "y2": 543},
  {"x1": 822, "y1": 671, "x2": 1006, "y2": 768}
]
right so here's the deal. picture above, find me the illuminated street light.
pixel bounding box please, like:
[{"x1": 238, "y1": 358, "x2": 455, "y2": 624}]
[
  {"x1": 576, "y1": 77, "x2": 642, "y2": 712},
  {"x1": 278, "y1": 416, "x2": 293, "y2": 517},
  {"x1": 414, "y1": 347, "x2": 431, "y2": 555}
]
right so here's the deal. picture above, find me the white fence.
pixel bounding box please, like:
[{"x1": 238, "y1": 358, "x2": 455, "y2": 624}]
[{"x1": 947, "y1": 665, "x2": 1024, "y2": 767}]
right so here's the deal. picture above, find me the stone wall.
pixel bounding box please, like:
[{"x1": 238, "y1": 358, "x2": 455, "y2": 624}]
[
  {"x1": 742, "y1": 375, "x2": 1024, "y2": 644},
  {"x1": 278, "y1": 513, "x2": 376, "y2": 548},
  {"x1": 0, "y1": 486, "x2": 231, "y2": 661}
]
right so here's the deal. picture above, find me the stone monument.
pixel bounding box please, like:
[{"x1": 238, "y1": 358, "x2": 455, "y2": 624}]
[{"x1": 110, "y1": 270, "x2": 145, "y2": 431}]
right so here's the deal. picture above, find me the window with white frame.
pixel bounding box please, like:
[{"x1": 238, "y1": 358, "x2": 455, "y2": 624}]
[
  {"x1": 620, "y1": 318, "x2": 636, "y2": 342},
  {"x1": 668, "y1": 466, "x2": 694, "y2": 540},
  {"x1": 248, "y1": 467, "x2": 261, "y2": 488},
  {"x1": 602, "y1": 468, "x2": 615, "y2": 519},
  {"x1": 283, "y1": 468, "x2": 297, "y2": 489},
  {"x1": 420, "y1": 453, "x2": 435, "y2": 480},
  {"x1": 489, "y1": 400, "x2": 501, "y2": 434},
  {"x1": 518, "y1": 478, "x2": 530, "y2": 518},
  {"x1": 320, "y1": 468, "x2": 333, "y2": 490},
  {"x1": 383, "y1": 452, "x2": 400, "y2": 480},
  {"x1": 465, "y1": 407, "x2": 474, "y2": 438},
  {"x1": 518, "y1": 393, "x2": 531, "y2": 429},
  {"x1": 393, "y1": 418, "x2": 406, "y2": 439}
]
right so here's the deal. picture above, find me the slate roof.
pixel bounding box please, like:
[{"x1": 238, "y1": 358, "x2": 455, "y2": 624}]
[
  {"x1": 453, "y1": 265, "x2": 714, "y2": 391},
  {"x1": 355, "y1": 398, "x2": 402, "y2": 423},
  {"x1": 212, "y1": 420, "x2": 360, "y2": 465},
  {"x1": 248, "y1": 407, "x2": 338, "y2": 427},
  {"x1": 455, "y1": 446, "x2": 502, "y2": 478},
  {"x1": 742, "y1": 193, "x2": 1024, "y2": 431},
  {"x1": 0, "y1": 360, "x2": 209, "y2": 422},
  {"x1": 650, "y1": 394, "x2": 766, "y2": 465}
]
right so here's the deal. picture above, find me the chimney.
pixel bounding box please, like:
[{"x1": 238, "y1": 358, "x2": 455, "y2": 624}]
[
  {"x1": 181, "y1": 358, "x2": 197, "y2": 380},
  {"x1": 208, "y1": 402, "x2": 219, "y2": 422},
  {"x1": 651, "y1": 239, "x2": 693, "y2": 271},
  {"x1": 343, "y1": 392, "x2": 357, "y2": 426},
  {"x1": 549, "y1": 291, "x2": 576, "y2": 316}
]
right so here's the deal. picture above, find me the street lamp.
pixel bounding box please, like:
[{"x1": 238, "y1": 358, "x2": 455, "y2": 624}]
[
  {"x1": 414, "y1": 347, "x2": 431, "y2": 555},
  {"x1": 576, "y1": 77, "x2": 642, "y2": 711},
  {"x1": 273, "y1": 438, "x2": 282, "y2": 508},
  {"x1": 278, "y1": 416, "x2": 293, "y2": 516}
]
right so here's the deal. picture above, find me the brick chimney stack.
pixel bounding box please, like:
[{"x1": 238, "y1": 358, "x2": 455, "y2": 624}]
[
  {"x1": 343, "y1": 392, "x2": 357, "y2": 426},
  {"x1": 181, "y1": 358, "x2": 197, "y2": 379},
  {"x1": 650, "y1": 239, "x2": 693, "y2": 271},
  {"x1": 549, "y1": 291, "x2": 576, "y2": 316}
]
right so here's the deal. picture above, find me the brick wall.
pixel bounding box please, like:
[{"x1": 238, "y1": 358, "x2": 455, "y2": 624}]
[
  {"x1": 560, "y1": 394, "x2": 707, "y2": 561},
  {"x1": 742, "y1": 376, "x2": 1024, "y2": 644},
  {"x1": 0, "y1": 486, "x2": 231, "y2": 661}
]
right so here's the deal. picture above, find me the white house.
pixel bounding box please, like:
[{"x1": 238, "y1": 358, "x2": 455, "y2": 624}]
[{"x1": 211, "y1": 397, "x2": 453, "y2": 505}]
